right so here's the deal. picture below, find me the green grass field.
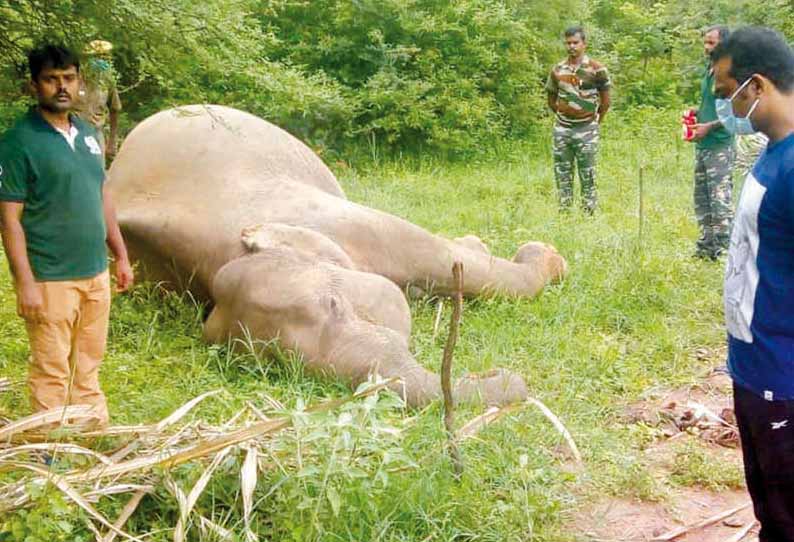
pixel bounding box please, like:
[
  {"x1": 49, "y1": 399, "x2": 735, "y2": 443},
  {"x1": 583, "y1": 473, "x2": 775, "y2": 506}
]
[{"x1": 0, "y1": 109, "x2": 739, "y2": 541}]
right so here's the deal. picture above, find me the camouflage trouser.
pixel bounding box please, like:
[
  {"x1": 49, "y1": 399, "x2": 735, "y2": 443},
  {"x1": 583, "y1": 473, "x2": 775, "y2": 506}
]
[
  {"x1": 552, "y1": 121, "x2": 600, "y2": 212},
  {"x1": 694, "y1": 145, "x2": 735, "y2": 258},
  {"x1": 735, "y1": 132, "x2": 768, "y2": 179}
]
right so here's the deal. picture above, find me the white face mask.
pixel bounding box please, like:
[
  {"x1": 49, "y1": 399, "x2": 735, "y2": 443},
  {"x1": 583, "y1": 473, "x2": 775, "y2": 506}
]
[{"x1": 715, "y1": 77, "x2": 760, "y2": 135}]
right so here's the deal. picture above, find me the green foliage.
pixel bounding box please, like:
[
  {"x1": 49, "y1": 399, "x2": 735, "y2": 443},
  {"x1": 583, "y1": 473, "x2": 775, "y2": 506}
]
[
  {"x1": 0, "y1": 487, "x2": 91, "y2": 542},
  {"x1": 0, "y1": 0, "x2": 354, "y2": 147},
  {"x1": 670, "y1": 441, "x2": 745, "y2": 491},
  {"x1": 258, "y1": 0, "x2": 582, "y2": 153},
  {"x1": 245, "y1": 390, "x2": 415, "y2": 540},
  {"x1": 589, "y1": 0, "x2": 685, "y2": 107},
  {"x1": 589, "y1": 0, "x2": 794, "y2": 108},
  {"x1": 3, "y1": 0, "x2": 794, "y2": 152},
  {"x1": 0, "y1": 0, "x2": 583, "y2": 154}
]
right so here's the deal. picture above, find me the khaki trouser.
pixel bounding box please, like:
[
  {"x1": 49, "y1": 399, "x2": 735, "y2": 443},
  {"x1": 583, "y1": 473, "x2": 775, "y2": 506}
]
[{"x1": 24, "y1": 270, "x2": 111, "y2": 426}]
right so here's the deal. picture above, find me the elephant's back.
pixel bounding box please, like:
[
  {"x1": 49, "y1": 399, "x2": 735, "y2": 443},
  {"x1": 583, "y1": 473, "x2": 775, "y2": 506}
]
[{"x1": 107, "y1": 104, "x2": 345, "y2": 204}]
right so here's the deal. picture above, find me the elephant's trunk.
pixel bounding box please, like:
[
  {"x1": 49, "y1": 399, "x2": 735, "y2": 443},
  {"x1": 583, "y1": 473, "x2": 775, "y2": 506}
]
[{"x1": 317, "y1": 309, "x2": 527, "y2": 407}]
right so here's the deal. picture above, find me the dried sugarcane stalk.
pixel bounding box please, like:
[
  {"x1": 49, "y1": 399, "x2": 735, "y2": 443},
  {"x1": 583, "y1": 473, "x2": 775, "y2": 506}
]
[
  {"x1": 455, "y1": 404, "x2": 525, "y2": 442},
  {"x1": 441, "y1": 261, "x2": 464, "y2": 478},
  {"x1": 101, "y1": 488, "x2": 150, "y2": 542},
  {"x1": 432, "y1": 299, "x2": 445, "y2": 340},
  {"x1": 0, "y1": 405, "x2": 95, "y2": 441},
  {"x1": 526, "y1": 397, "x2": 582, "y2": 465},
  {"x1": 0, "y1": 378, "x2": 397, "y2": 516}
]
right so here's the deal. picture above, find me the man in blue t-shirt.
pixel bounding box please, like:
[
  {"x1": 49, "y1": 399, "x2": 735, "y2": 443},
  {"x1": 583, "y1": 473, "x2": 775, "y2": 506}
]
[{"x1": 713, "y1": 27, "x2": 794, "y2": 540}]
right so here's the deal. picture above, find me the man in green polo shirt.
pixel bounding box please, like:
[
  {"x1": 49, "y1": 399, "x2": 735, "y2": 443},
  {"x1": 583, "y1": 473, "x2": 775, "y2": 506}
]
[
  {"x1": 0, "y1": 44, "x2": 133, "y2": 427},
  {"x1": 688, "y1": 25, "x2": 735, "y2": 260}
]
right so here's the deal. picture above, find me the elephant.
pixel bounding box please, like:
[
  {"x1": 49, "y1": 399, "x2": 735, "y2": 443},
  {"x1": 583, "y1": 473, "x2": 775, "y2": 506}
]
[{"x1": 107, "y1": 105, "x2": 567, "y2": 408}]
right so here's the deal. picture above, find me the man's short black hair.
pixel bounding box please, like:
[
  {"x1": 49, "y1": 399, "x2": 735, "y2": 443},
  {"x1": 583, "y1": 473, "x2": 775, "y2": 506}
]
[
  {"x1": 564, "y1": 26, "x2": 586, "y2": 42},
  {"x1": 712, "y1": 26, "x2": 794, "y2": 93},
  {"x1": 28, "y1": 44, "x2": 80, "y2": 81},
  {"x1": 705, "y1": 25, "x2": 730, "y2": 43}
]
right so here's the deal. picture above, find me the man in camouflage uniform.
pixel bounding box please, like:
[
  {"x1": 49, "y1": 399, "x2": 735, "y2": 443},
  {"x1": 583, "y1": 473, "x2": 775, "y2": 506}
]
[
  {"x1": 689, "y1": 26, "x2": 735, "y2": 260},
  {"x1": 74, "y1": 40, "x2": 122, "y2": 163},
  {"x1": 734, "y1": 132, "x2": 768, "y2": 179},
  {"x1": 546, "y1": 26, "x2": 611, "y2": 213}
]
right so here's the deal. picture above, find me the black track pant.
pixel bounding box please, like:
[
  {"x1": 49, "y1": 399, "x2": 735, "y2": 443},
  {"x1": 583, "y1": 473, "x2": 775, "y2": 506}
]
[{"x1": 734, "y1": 383, "x2": 794, "y2": 542}]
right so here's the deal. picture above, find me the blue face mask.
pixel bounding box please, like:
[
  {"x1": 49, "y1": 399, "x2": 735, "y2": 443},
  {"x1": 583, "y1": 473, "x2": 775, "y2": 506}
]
[
  {"x1": 715, "y1": 77, "x2": 760, "y2": 135},
  {"x1": 89, "y1": 58, "x2": 111, "y2": 72}
]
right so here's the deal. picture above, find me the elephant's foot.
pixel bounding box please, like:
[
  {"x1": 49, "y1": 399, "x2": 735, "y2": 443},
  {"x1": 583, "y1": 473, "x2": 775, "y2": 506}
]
[
  {"x1": 513, "y1": 242, "x2": 568, "y2": 285},
  {"x1": 454, "y1": 368, "x2": 528, "y2": 406}
]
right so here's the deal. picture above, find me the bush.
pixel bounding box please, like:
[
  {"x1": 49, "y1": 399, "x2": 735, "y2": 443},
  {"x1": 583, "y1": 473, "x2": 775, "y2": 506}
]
[
  {"x1": 258, "y1": 0, "x2": 581, "y2": 154},
  {"x1": 3, "y1": 0, "x2": 794, "y2": 153}
]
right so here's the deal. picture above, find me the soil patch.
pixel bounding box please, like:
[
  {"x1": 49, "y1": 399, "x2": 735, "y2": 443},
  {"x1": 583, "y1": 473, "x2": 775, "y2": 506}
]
[
  {"x1": 573, "y1": 487, "x2": 756, "y2": 542},
  {"x1": 570, "y1": 370, "x2": 758, "y2": 542}
]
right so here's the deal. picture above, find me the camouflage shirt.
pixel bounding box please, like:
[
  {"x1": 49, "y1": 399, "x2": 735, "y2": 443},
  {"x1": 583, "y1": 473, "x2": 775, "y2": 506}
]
[{"x1": 545, "y1": 55, "x2": 610, "y2": 127}]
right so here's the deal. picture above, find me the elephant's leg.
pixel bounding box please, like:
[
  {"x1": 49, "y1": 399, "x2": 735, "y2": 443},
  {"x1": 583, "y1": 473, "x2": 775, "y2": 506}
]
[
  {"x1": 454, "y1": 235, "x2": 491, "y2": 255},
  {"x1": 118, "y1": 213, "x2": 218, "y2": 301},
  {"x1": 116, "y1": 204, "x2": 247, "y2": 301},
  {"x1": 310, "y1": 201, "x2": 567, "y2": 298},
  {"x1": 203, "y1": 250, "x2": 527, "y2": 407}
]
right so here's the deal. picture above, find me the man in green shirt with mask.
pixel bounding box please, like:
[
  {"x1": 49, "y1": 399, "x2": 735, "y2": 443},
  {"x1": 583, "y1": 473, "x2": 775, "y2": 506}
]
[
  {"x1": 74, "y1": 39, "x2": 122, "y2": 163},
  {"x1": 688, "y1": 25, "x2": 736, "y2": 260}
]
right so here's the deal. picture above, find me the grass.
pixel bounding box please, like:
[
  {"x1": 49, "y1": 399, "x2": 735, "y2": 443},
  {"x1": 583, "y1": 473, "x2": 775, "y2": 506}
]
[
  {"x1": 0, "y1": 108, "x2": 736, "y2": 541},
  {"x1": 669, "y1": 440, "x2": 745, "y2": 491}
]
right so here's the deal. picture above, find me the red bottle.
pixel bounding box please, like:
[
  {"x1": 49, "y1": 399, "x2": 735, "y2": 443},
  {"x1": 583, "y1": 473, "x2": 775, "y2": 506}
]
[{"x1": 682, "y1": 110, "x2": 697, "y2": 141}]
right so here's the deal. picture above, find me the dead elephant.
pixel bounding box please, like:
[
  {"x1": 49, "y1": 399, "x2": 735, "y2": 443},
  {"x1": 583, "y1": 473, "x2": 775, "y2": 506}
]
[{"x1": 107, "y1": 105, "x2": 567, "y2": 407}]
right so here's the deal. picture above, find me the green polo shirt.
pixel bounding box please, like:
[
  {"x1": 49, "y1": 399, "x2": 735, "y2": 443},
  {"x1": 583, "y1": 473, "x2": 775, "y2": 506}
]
[
  {"x1": 696, "y1": 64, "x2": 734, "y2": 150},
  {"x1": 0, "y1": 108, "x2": 108, "y2": 281}
]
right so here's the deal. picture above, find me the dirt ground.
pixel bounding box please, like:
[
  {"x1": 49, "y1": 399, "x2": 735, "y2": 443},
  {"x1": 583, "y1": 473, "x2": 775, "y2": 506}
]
[
  {"x1": 569, "y1": 353, "x2": 760, "y2": 542},
  {"x1": 574, "y1": 488, "x2": 756, "y2": 542}
]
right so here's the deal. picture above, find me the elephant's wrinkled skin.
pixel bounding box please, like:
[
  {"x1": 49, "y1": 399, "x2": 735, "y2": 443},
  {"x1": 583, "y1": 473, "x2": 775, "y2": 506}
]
[{"x1": 107, "y1": 105, "x2": 566, "y2": 407}]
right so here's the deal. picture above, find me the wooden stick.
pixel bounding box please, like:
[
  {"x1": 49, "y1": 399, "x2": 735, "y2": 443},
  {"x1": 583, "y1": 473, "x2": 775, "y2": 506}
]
[
  {"x1": 441, "y1": 262, "x2": 464, "y2": 478},
  {"x1": 725, "y1": 520, "x2": 758, "y2": 542},
  {"x1": 455, "y1": 406, "x2": 508, "y2": 441},
  {"x1": 638, "y1": 165, "x2": 645, "y2": 249},
  {"x1": 650, "y1": 501, "x2": 752, "y2": 541}
]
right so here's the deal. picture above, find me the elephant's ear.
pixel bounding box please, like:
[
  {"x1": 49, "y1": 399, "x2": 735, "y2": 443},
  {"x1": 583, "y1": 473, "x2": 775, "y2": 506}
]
[
  {"x1": 240, "y1": 224, "x2": 269, "y2": 252},
  {"x1": 240, "y1": 223, "x2": 356, "y2": 270}
]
